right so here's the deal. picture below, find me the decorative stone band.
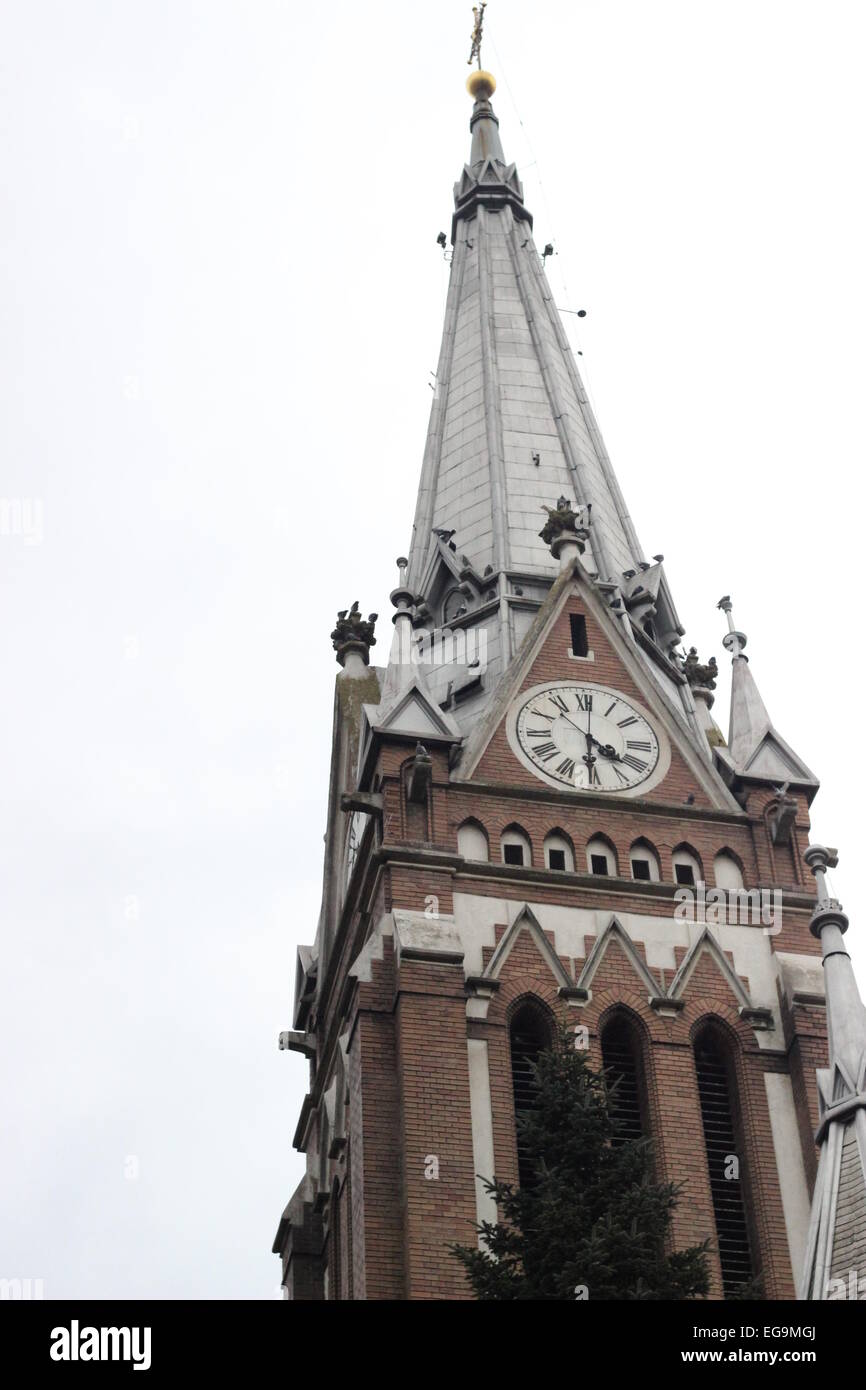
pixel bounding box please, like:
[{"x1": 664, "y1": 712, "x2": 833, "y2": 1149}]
[
  {"x1": 334, "y1": 638, "x2": 372, "y2": 668},
  {"x1": 810, "y1": 900, "x2": 850, "y2": 940}
]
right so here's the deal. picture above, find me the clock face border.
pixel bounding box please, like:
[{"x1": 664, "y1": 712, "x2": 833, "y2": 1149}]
[{"x1": 505, "y1": 679, "x2": 672, "y2": 799}]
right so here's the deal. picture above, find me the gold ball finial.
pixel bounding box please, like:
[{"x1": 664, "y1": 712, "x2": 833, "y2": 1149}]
[{"x1": 466, "y1": 69, "x2": 496, "y2": 100}]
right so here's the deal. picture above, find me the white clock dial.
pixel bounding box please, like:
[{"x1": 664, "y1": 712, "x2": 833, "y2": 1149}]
[
  {"x1": 513, "y1": 682, "x2": 661, "y2": 793},
  {"x1": 345, "y1": 811, "x2": 368, "y2": 888}
]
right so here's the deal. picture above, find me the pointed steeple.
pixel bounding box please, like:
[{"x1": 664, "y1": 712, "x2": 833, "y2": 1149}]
[
  {"x1": 800, "y1": 847, "x2": 866, "y2": 1300},
  {"x1": 715, "y1": 596, "x2": 818, "y2": 795},
  {"x1": 410, "y1": 70, "x2": 650, "y2": 594},
  {"x1": 406, "y1": 69, "x2": 686, "y2": 722}
]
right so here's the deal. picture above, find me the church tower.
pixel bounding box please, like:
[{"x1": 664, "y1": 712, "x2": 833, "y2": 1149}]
[{"x1": 273, "y1": 57, "x2": 866, "y2": 1302}]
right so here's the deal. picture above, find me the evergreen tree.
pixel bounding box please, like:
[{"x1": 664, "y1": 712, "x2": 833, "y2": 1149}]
[{"x1": 450, "y1": 1023, "x2": 711, "y2": 1300}]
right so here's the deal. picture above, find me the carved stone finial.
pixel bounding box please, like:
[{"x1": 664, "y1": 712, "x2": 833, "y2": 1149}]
[
  {"x1": 683, "y1": 646, "x2": 718, "y2": 692},
  {"x1": 331, "y1": 601, "x2": 378, "y2": 667},
  {"x1": 539, "y1": 496, "x2": 591, "y2": 561}
]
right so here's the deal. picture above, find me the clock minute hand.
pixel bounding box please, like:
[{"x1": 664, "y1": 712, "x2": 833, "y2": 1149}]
[{"x1": 559, "y1": 713, "x2": 584, "y2": 735}]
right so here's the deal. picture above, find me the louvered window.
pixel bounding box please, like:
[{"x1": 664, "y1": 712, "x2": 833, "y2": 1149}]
[
  {"x1": 510, "y1": 1005, "x2": 550, "y2": 1188},
  {"x1": 694, "y1": 1030, "x2": 754, "y2": 1296},
  {"x1": 600, "y1": 1017, "x2": 645, "y2": 1146}
]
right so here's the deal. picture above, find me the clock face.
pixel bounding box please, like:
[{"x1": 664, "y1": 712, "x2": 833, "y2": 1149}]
[
  {"x1": 511, "y1": 681, "x2": 663, "y2": 794},
  {"x1": 345, "y1": 811, "x2": 368, "y2": 888}
]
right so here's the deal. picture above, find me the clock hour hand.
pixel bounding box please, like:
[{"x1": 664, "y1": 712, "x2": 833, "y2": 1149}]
[
  {"x1": 578, "y1": 729, "x2": 621, "y2": 761},
  {"x1": 596, "y1": 742, "x2": 622, "y2": 762}
]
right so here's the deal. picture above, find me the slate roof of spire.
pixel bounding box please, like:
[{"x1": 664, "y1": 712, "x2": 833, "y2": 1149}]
[{"x1": 407, "y1": 78, "x2": 647, "y2": 596}]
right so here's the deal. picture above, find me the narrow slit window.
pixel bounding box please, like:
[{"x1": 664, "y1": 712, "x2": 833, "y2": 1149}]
[
  {"x1": 548, "y1": 849, "x2": 566, "y2": 871},
  {"x1": 570, "y1": 613, "x2": 589, "y2": 657},
  {"x1": 504, "y1": 843, "x2": 524, "y2": 867},
  {"x1": 631, "y1": 858, "x2": 651, "y2": 881},
  {"x1": 694, "y1": 1030, "x2": 755, "y2": 1296},
  {"x1": 601, "y1": 1017, "x2": 646, "y2": 1147},
  {"x1": 675, "y1": 862, "x2": 695, "y2": 886},
  {"x1": 590, "y1": 854, "x2": 609, "y2": 876},
  {"x1": 510, "y1": 1006, "x2": 550, "y2": 1188}
]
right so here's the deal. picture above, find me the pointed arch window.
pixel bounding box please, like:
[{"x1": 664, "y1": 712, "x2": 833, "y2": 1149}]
[
  {"x1": 501, "y1": 825, "x2": 532, "y2": 868},
  {"x1": 673, "y1": 844, "x2": 702, "y2": 886},
  {"x1": 630, "y1": 837, "x2": 660, "y2": 883},
  {"x1": 587, "y1": 835, "x2": 617, "y2": 877},
  {"x1": 693, "y1": 1026, "x2": 756, "y2": 1297},
  {"x1": 509, "y1": 1002, "x2": 551, "y2": 1188},
  {"x1": 714, "y1": 851, "x2": 744, "y2": 891},
  {"x1": 544, "y1": 829, "x2": 574, "y2": 872},
  {"x1": 457, "y1": 819, "x2": 489, "y2": 862}
]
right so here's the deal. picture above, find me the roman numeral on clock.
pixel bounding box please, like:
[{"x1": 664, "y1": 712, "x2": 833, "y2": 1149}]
[
  {"x1": 617, "y1": 715, "x2": 638, "y2": 728},
  {"x1": 626, "y1": 739, "x2": 652, "y2": 752},
  {"x1": 556, "y1": 757, "x2": 576, "y2": 778},
  {"x1": 532, "y1": 741, "x2": 558, "y2": 761},
  {"x1": 548, "y1": 693, "x2": 569, "y2": 713},
  {"x1": 612, "y1": 764, "x2": 629, "y2": 784},
  {"x1": 526, "y1": 727, "x2": 551, "y2": 737},
  {"x1": 574, "y1": 693, "x2": 593, "y2": 712},
  {"x1": 622, "y1": 753, "x2": 648, "y2": 772}
]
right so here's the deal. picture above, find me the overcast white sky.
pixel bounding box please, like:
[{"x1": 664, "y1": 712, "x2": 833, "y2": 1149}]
[{"x1": 1, "y1": 0, "x2": 864, "y2": 1300}]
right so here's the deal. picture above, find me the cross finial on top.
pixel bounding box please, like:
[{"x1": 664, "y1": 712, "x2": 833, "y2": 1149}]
[{"x1": 468, "y1": 4, "x2": 487, "y2": 68}]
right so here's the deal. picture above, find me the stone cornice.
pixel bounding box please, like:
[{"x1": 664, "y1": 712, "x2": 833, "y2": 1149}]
[
  {"x1": 370, "y1": 842, "x2": 817, "y2": 914},
  {"x1": 446, "y1": 776, "x2": 756, "y2": 826}
]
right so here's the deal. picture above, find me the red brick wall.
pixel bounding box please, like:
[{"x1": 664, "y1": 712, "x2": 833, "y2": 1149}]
[
  {"x1": 299, "y1": 590, "x2": 827, "y2": 1300},
  {"x1": 475, "y1": 597, "x2": 714, "y2": 807}
]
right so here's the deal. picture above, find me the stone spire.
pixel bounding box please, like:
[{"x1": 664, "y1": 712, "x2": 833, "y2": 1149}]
[
  {"x1": 718, "y1": 595, "x2": 769, "y2": 766},
  {"x1": 800, "y1": 847, "x2": 866, "y2": 1300},
  {"x1": 376, "y1": 557, "x2": 418, "y2": 709},
  {"x1": 407, "y1": 70, "x2": 654, "y2": 616},
  {"x1": 715, "y1": 596, "x2": 818, "y2": 792}
]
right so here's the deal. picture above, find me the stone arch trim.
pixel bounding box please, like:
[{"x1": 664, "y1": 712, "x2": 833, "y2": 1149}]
[
  {"x1": 668, "y1": 929, "x2": 774, "y2": 1031},
  {"x1": 481, "y1": 904, "x2": 572, "y2": 991},
  {"x1": 506, "y1": 989, "x2": 557, "y2": 1032},
  {"x1": 595, "y1": 992, "x2": 658, "y2": 1043},
  {"x1": 577, "y1": 915, "x2": 662, "y2": 1002}
]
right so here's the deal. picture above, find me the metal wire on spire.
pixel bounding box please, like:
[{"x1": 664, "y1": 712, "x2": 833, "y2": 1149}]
[{"x1": 468, "y1": 3, "x2": 487, "y2": 68}]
